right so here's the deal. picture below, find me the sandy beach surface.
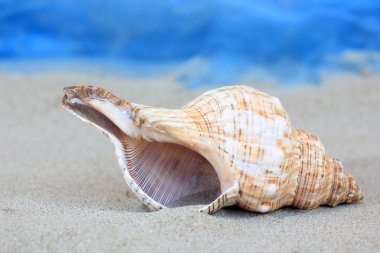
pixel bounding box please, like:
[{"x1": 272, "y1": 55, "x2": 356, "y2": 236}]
[{"x1": 1, "y1": 70, "x2": 379, "y2": 252}]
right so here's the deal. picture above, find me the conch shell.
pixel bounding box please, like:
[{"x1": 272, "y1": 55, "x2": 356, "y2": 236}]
[{"x1": 62, "y1": 85, "x2": 363, "y2": 214}]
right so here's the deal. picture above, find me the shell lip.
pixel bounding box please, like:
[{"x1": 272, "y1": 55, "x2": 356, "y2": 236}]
[{"x1": 62, "y1": 87, "x2": 168, "y2": 211}]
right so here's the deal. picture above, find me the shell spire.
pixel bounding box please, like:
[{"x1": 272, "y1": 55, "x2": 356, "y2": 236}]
[
  {"x1": 292, "y1": 130, "x2": 362, "y2": 209},
  {"x1": 62, "y1": 85, "x2": 363, "y2": 214}
]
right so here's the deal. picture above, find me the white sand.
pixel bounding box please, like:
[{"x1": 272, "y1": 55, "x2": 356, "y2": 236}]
[{"x1": 1, "y1": 70, "x2": 379, "y2": 252}]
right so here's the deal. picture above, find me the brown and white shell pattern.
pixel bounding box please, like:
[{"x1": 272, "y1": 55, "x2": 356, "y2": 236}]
[{"x1": 62, "y1": 85, "x2": 363, "y2": 214}]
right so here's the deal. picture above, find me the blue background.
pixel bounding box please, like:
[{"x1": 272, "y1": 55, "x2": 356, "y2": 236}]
[{"x1": 1, "y1": 0, "x2": 379, "y2": 86}]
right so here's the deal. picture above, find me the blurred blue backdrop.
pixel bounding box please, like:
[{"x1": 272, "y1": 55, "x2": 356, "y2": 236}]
[{"x1": 1, "y1": 0, "x2": 379, "y2": 86}]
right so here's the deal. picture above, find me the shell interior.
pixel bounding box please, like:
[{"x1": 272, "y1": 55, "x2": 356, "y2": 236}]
[{"x1": 64, "y1": 98, "x2": 221, "y2": 208}]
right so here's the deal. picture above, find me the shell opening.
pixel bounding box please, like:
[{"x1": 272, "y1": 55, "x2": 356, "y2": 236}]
[
  {"x1": 62, "y1": 92, "x2": 222, "y2": 208},
  {"x1": 121, "y1": 138, "x2": 221, "y2": 207}
]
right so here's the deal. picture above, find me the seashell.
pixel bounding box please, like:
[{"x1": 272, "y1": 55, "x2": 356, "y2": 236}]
[{"x1": 61, "y1": 85, "x2": 363, "y2": 214}]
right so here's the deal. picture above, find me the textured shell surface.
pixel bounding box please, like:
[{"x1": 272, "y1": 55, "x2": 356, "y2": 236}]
[{"x1": 62, "y1": 85, "x2": 363, "y2": 214}]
